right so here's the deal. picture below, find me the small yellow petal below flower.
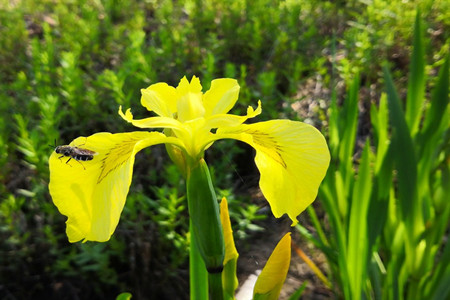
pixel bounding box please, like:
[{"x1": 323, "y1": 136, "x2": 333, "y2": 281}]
[
  {"x1": 253, "y1": 232, "x2": 291, "y2": 299},
  {"x1": 49, "y1": 132, "x2": 175, "y2": 242},
  {"x1": 220, "y1": 197, "x2": 240, "y2": 298},
  {"x1": 217, "y1": 120, "x2": 330, "y2": 224},
  {"x1": 220, "y1": 197, "x2": 238, "y2": 264}
]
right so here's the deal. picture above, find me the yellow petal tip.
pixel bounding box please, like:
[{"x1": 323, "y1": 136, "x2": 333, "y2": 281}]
[{"x1": 253, "y1": 232, "x2": 291, "y2": 299}]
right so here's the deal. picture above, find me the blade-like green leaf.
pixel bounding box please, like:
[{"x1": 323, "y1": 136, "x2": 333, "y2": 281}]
[
  {"x1": 306, "y1": 205, "x2": 330, "y2": 248},
  {"x1": 328, "y1": 33, "x2": 340, "y2": 158},
  {"x1": 329, "y1": 81, "x2": 340, "y2": 158},
  {"x1": 406, "y1": 10, "x2": 426, "y2": 137},
  {"x1": 383, "y1": 65, "x2": 419, "y2": 224},
  {"x1": 296, "y1": 223, "x2": 336, "y2": 262},
  {"x1": 347, "y1": 140, "x2": 372, "y2": 299},
  {"x1": 419, "y1": 54, "x2": 449, "y2": 153},
  {"x1": 338, "y1": 75, "x2": 360, "y2": 197},
  {"x1": 367, "y1": 93, "x2": 392, "y2": 250},
  {"x1": 425, "y1": 236, "x2": 450, "y2": 300},
  {"x1": 367, "y1": 146, "x2": 393, "y2": 251},
  {"x1": 288, "y1": 281, "x2": 308, "y2": 300},
  {"x1": 372, "y1": 93, "x2": 389, "y2": 173}
]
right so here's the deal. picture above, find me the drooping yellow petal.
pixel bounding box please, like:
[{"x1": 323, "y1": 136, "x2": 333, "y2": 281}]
[
  {"x1": 176, "y1": 76, "x2": 205, "y2": 122},
  {"x1": 49, "y1": 132, "x2": 178, "y2": 242},
  {"x1": 217, "y1": 120, "x2": 330, "y2": 224},
  {"x1": 253, "y1": 233, "x2": 291, "y2": 300},
  {"x1": 203, "y1": 78, "x2": 240, "y2": 116},
  {"x1": 140, "y1": 82, "x2": 178, "y2": 117}
]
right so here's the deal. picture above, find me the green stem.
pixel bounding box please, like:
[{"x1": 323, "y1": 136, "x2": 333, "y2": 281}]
[
  {"x1": 209, "y1": 272, "x2": 224, "y2": 300},
  {"x1": 186, "y1": 158, "x2": 225, "y2": 270},
  {"x1": 190, "y1": 219, "x2": 208, "y2": 300}
]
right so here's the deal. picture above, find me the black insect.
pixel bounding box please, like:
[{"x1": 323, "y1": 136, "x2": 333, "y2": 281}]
[{"x1": 52, "y1": 140, "x2": 96, "y2": 169}]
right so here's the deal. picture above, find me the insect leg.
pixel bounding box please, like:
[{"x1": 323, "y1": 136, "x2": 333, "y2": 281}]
[
  {"x1": 76, "y1": 137, "x2": 88, "y2": 148},
  {"x1": 66, "y1": 157, "x2": 72, "y2": 164},
  {"x1": 75, "y1": 160, "x2": 86, "y2": 170}
]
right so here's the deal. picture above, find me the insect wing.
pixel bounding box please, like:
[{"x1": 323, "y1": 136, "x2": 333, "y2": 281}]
[{"x1": 73, "y1": 147, "x2": 97, "y2": 156}]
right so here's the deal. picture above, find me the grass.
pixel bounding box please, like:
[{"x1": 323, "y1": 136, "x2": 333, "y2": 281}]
[
  {"x1": 297, "y1": 12, "x2": 449, "y2": 300},
  {"x1": 0, "y1": 0, "x2": 448, "y2": 299}
]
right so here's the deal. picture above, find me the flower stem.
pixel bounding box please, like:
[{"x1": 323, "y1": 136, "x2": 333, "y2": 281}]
[
  {"x1": 190, "y1": 218, "x2": 209, "y2": 300},
  {"x1": 209, "y1": 272, "x2": 224, "y2": 300},
  {"x1": 186, "y1": 158, "x2": 225, "y2": 271}
]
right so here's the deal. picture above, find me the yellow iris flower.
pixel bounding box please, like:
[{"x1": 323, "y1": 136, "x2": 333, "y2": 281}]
[{"x1": 49, "y1": 76, "x2": 330, "y2": 243}]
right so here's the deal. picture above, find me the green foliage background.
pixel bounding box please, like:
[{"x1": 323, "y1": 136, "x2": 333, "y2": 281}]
[{"x1": 0, "y1": 0, "x2": 448, "y2": 299}]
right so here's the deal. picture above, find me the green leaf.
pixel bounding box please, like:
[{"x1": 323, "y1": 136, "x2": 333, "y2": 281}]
[
  {"x1": 287, "y1": 281, "x2": 308, "y2": 300},
  {"x1": 338, "y1": 74, "x2": 360, "y2": 165},
  {"x1": 338, "y1": 75, "x2": 360, "y2": 201},
  {"x1": 367, "y1": 94, "x2": 392, "y2": 249},
  {"x1": 419, "y1": 54, "x2": 449, "y2": 154},
  {"x1": 346, "y1": 140, "x2": 372, "y2": 299},
  {"x1": 371, "y1": 93, "x2": 389, "y2": 173},
  {"x1": 116, "y1": 292, "x2": 132, "y2": 300},
  {"x1": 328, "y1": 83, "x2": 340, "y2": 158},
  {"x1": 383, "y1": 65, "x2": 419, "y2": 223},
  {"x1": 367, "y1": 145, "x2": 393, "y2": 251},
  {"x1": 405, "y1": 10, "x2": 426, "y2": 137},
  {"x1": 296, "y1": 223, "x2": 335, "y2": 262},
  {"x1": 426, "y1": 237, "x2": 450, "y2": 300}
]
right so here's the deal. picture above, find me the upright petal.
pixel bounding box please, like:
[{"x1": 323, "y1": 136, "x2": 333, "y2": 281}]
[
  {"x1": 203, "y1": 79, "x2": 240, "y2": 116},
  {"x1": 140, "y1": 82, "x2": 178, "y2": 117},
  {"x1": 217, "y1": 120, "x2": 330, "y2": 224},
  {"x1": 49, "y1": 132, "x2": 177, "y2": 242},
  {"x1": 176, "y1": 76, "x2": 205, "y2": 122}
]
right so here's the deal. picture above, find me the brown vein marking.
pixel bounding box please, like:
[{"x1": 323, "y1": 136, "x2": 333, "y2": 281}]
[
  {"x1": 245, "y1": 129, "x2": 287, "y2": 169},
  {"x1": 97, "y1": 139, "x2": 140, "y2": 184}
]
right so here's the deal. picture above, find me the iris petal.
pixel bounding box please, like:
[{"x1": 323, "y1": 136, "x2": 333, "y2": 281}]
[
  {"x1": 253, "y1": 233, "x2": 291, "y2": 299},
  {"x1": 49, "y1": 132, "x2": 177, "y2": 242},
  {"x1": 140, "y1": 82, "x2": 178, "y2": 117},
  {"x1": 220, "y1": 198, "x2": 238, "y2": 264},
  {"x1": 118, "y1": 106, "x2": 189, "y2": 139},
  {"x1": 203, "y1": 78, "x2": 240, "y2": 116},
  {"x1": 176, "y1": 76, "x2": 205, "y2": 122},
  {"x1": 204, "y1": 100, "x2": 262, "y2": 129},
  {"x1": 217, "y1": 120, "x2": 330, "y2": 224}
]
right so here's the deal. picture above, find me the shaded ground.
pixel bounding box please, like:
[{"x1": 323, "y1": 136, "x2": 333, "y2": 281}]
[{"x1": 234, "y1": 192, "x2": 334, "y2": 300}]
